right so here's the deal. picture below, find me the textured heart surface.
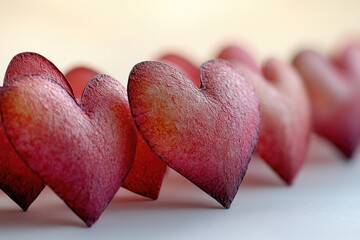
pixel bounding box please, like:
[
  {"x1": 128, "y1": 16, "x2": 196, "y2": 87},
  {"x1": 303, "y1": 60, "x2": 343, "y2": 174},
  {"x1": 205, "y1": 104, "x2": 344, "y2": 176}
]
[
  {"x1": 218, "y1": 45, "x2": 311, "y2": 184},
  {"x1": 127, "y1": 60, "x2": 260, "y2": 208},
  {"x1": 0, "y1": 74, "x2": 136, "y2": 226},
  {"x1": 293, "y1": 47, "x2": 360, "y2": 157},
  {"x1": 5, "y1": 52, "x2": 73, "y2": 93},
  {"x1": 0, "y1": 52, "x2": 73, "y2": 210},
  {"x1": 65, "y1": 66, "x2": 166, "y2": 200},
  {"x1": 158, "y1": 53, "x2": 201, "y2": 87}
]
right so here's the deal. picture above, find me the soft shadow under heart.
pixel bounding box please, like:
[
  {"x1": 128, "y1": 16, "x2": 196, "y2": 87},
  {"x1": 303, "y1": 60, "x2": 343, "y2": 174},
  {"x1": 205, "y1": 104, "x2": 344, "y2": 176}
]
[
  {"x1": 0, "y1": 189, "x2": 84, "y2": 229},
  {"x1": 304, "y1": 134, "x2": 348, "y2": 166},
  {"x1": 0, "y1": 204, "x2": 84, "y2": 229}
]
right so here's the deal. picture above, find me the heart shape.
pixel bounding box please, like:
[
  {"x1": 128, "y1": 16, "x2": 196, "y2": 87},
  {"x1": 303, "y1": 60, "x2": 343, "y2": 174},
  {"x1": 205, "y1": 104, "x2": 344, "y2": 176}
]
[
  {"x1": 65, "y1": 66, "x2": 167, "y2": 200},
  {"x1": 218, "y1": 45, "x2": 311, "y2": 184},
  {"x1": 127, "y1": 60, "x2": 260, "y2": 207},
  {"x1": 0, "y1": 73, "x2": 136, "y2": 226},
  {"x1": 5, "y1": 53, "x2": 165, "y2": 201},
  {"x1": 0, "y1": 52, "x2": 73, "y2": 210},
  {"x1": 293, "y1": 47, "x2": 360, "y2": 157}
]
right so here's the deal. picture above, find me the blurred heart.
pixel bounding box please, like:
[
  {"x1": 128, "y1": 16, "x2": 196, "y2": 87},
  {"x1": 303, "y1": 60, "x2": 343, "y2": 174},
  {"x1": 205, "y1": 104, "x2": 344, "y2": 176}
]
[
  {"x1": 293, "y1": 46, "x2": 360, "y2": 157},
  {"x1": 219, "y1": 45, "x2": 311, "y2": 184}
]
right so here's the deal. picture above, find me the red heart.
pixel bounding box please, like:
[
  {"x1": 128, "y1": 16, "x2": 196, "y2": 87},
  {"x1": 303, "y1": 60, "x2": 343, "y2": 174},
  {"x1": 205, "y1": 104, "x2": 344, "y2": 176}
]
[
  {"x1": 65, "y1": 66, "x2": 167, "y2": 200},
  {"x1": 6, "y1": 53, "x2": 165, "y2": 201},
  {"x1": 0, "y1": 73, "x2": 136, "y2": 226},
  {"x1": 218, "y1": 45, "x2": 311, "y2": 184},
  {"x1": 127, "y1": 60, "x2": 260, "y2": 208},
  {"x1": 293, "y1": 47, "x2": 360, "y2": 157},
  {"x1": 0, "y1": 52, "x2": 74, "y2": 210}
]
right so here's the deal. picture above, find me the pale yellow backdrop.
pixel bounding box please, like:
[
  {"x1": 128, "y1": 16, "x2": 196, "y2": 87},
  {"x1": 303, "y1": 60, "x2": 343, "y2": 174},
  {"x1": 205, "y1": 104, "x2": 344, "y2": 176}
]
[{"x1": 1, "y1": 0, "x2": 359, "y2": 85}]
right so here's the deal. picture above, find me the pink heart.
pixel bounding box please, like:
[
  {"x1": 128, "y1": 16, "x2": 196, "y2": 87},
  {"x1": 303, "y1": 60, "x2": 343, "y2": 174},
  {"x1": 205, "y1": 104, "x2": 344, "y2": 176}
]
[
  {"x1": 218, "y1": 45, "x2": 311, "y2": 184},
  {"x1": 0, "y1": 52, "x2": 76, "y2": 210},
  {"x1": 1, "y1": 73, "x2": 136, "y2": 226},
  {"x1": 293, "y1": 46, "x2": 360, "y2": 157},
  {"x1": 65, "y1": 66, "x2": 167, "y2": 200},
  {"x1": 127, "y1": 60, "x2": 260, "y2": 207}
]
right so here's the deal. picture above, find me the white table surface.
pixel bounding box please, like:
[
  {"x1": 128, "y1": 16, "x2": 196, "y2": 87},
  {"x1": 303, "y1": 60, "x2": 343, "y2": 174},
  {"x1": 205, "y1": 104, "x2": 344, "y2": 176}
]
[{"x1": 1, "y1": 134, "x2": 360, "y2": 239}]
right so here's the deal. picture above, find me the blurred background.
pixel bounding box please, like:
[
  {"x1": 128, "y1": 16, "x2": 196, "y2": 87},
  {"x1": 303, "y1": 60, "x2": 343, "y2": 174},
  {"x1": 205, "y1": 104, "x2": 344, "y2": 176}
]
[{"x1": 1, "y1": 0, "x2": 360, "y2": 85}]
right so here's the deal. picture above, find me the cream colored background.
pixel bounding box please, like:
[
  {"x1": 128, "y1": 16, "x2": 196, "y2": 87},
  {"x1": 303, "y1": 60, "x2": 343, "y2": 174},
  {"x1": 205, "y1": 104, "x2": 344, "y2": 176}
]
[{"x1": 1, "y1": 0, "x2": 360, "y2": 85}]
